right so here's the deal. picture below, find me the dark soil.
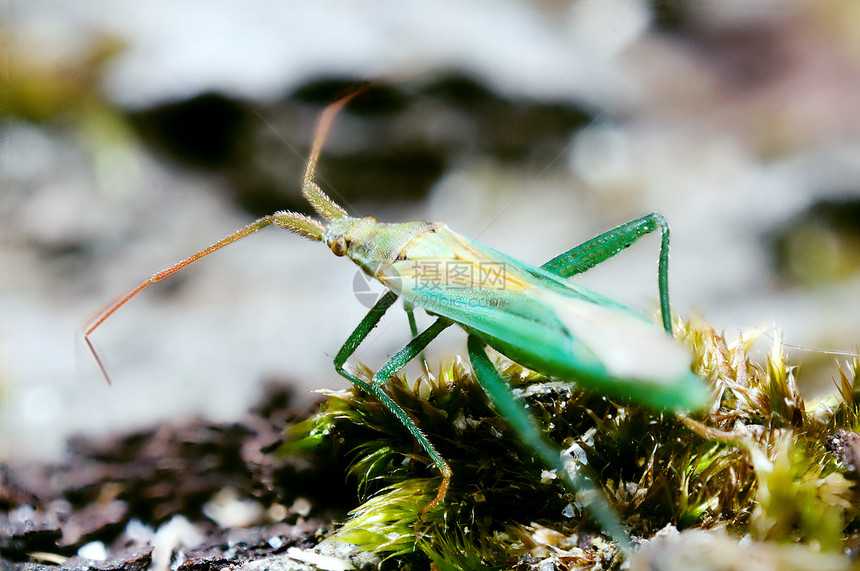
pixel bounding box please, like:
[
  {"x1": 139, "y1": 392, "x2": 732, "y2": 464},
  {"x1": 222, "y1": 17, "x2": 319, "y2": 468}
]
[{"x1": 1, "y1": 383, "x2": 349, "y2": 571}]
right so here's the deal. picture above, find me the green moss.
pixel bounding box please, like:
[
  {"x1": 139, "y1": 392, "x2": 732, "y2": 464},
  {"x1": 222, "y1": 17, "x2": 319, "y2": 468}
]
[{"x1": 279, "y1": 321, "x2": 860, "y2": 569}]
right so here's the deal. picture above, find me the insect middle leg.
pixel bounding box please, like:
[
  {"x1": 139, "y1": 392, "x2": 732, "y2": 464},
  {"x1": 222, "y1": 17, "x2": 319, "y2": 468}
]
[
  {"x1": 541, "y1": 213, "x2": 672, "y2": 333},
  {"x1": 405, "y1": 304, "x2": 431, "y2": 376},
  {"x1": 332, "y1": 291, "x2": 454, "y2": 510},
  {"x1": 466, "y1": 335, "x2": 633, "y2": 554}
]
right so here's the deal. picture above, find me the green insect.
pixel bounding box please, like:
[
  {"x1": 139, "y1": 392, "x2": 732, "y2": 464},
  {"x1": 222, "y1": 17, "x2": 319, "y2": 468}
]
[{"x1": 86, "y1": 91, "x2": 709, "y2": 553}]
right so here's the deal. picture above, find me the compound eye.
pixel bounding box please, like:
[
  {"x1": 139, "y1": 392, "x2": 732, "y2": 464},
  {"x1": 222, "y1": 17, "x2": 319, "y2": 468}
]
[{"x1": 330, "y1": 236, "x2": 348, "y2": 257}]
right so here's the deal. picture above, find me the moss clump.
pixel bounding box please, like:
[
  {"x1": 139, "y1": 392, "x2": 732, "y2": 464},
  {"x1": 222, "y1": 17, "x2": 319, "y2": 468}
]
[{"x1": 280, "y1": 321, "x2": 860, "y2": 569}]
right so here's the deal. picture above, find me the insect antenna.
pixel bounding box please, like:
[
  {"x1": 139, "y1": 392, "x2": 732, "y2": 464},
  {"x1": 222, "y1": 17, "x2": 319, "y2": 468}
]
[
  {"x1": 84, "y1": 91, "x2": 368, "y2": 383},
  {"x1": 301, "y1": 89, "x2": 365, "y2": 221},
  {"x1": 84, "y1": 214, "x2": 283, "y2": 383}
]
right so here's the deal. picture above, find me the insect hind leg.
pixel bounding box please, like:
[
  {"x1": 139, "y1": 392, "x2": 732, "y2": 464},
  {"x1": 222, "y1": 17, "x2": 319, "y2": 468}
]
[{"x1": 540, "y1": 213, "x2": 672, "y2": 333}]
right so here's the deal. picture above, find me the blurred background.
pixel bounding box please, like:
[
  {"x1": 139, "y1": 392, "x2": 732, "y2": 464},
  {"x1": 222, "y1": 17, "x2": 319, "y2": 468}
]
[{"x1": 3, "y1": 0, "x2": 860, "y2": 464}]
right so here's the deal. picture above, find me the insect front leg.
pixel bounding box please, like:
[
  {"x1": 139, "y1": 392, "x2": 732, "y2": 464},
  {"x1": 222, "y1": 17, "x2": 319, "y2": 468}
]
[
  {"x1": 332, "y1": 292, "x2": 454, "y2": 511},
  {"x1": 466, "y1": 336, "x2": 633, "y2": 554},
  {"x1": 541, "y1": 213, "x2": 672, "y2": 333}
]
